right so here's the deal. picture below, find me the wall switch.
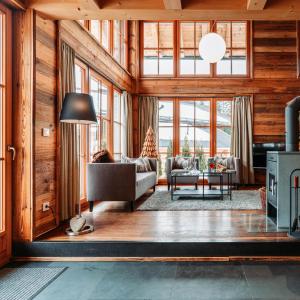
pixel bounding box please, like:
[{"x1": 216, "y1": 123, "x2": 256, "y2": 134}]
[
  {"x1": 42, "y1": 202, "x2": 50, "y2": 212},
  {"x1": 42, "y1": 128, "x2": 50, "y2": 137}
]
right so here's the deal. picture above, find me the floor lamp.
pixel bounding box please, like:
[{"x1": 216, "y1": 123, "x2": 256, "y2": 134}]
[{"x1": 60, "y1": 92, "x2": 97, "y2": 235}]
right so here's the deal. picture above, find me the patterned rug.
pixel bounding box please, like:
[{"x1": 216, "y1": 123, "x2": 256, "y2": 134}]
[
  {"x1": 138, "y1": 190, "x2": 262, "y2": 211},
  {"x1": 0, "y1": 267, "x2": 66, "y2": 300}
]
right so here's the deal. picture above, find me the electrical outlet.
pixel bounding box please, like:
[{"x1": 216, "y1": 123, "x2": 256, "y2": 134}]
[{"x1": 42, "y1": 202, "x2": 50, "y2": 212}]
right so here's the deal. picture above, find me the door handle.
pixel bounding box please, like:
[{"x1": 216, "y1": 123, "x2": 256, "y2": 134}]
[{"x1": 7, "y1": 145, "x2": 16, "y2": 161}]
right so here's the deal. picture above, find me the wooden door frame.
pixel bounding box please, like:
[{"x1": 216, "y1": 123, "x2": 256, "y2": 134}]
[{"x1": 0, "y1": 2, "x2": 12, "y2": 267}]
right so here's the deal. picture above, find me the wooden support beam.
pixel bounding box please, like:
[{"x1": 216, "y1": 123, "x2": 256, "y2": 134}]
[
  {"x1": 163, "y1": 0, "x2": 182, "y2": 10},
  {"x1": 247, "y1": 0, "x2": 267, "y2": 10}
]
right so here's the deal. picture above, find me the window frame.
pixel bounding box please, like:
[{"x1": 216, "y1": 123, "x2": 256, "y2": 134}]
[
  {"x1": 140, "y1": 21, "x2": 176, "y2": 77},
  {"x1": 112, "y1": 88, "x2": 123, "y2": 159},
  {"x1": 140, "y1": 20, "x2": 250, "y2": 79},
  {"x1": 177, "y1": 21, "x2": 213, "y2": 77}
]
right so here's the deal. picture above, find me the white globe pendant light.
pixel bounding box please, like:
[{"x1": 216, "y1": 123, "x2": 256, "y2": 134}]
[{"x1": 199, "y1": 32, "x2": 226, "y2": 63}]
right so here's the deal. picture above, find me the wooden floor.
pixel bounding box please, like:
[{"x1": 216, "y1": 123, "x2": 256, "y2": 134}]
[{"x1": 40, "y1": 186, "x2": 291, "y2": 243}]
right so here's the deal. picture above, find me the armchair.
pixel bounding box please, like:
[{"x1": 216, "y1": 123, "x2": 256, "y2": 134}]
[
  {"x1": 207, "y1": 156, "x2": 241, "y2": 189},
  {"x1": 165, "y1": 157, "x2": 199, "y2": 191}
]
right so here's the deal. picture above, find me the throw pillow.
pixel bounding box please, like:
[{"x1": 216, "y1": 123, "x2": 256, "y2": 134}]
[
  {"x1": 121, "y1": 156, "x2": 152, "y2": 172},
  {"x1": 92, "y1": 149, "x2": 115, "y2": 163},
  {"x1": 173, "y1": 156, "x2": 194, "y2": 169}
]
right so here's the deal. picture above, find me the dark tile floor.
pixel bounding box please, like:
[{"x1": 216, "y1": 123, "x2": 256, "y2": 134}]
[{"x1": 5, "y1": 261, "x2": 300, "y2": 300}]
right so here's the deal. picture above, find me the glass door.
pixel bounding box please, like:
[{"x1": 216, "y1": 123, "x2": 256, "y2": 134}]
[{"x1": 0, "y1": 4, "x2": 12, "y2": 267}]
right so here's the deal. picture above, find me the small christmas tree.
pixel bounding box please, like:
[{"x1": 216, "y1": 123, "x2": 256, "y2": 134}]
[{"x1": 140, "y1": 126, "x2": 158, "y2": 158}]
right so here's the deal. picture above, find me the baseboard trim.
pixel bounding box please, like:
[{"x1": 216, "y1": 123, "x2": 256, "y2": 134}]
[{"x1": 13, "y1": 256, "x2": 300, "y2": 262}]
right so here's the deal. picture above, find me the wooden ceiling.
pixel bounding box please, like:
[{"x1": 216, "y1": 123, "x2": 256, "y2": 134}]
[{"x1": 27, "y1": 0, "x2": 300, "y2": 20}]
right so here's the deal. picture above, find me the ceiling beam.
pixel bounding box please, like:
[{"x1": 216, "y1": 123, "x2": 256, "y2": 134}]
[
  {"x1": 163, "y1": 0, "x2": 182, "y2": 10},
  {"x1": 28, "y1": 0, "x2": 300, "y2": 20},
  {"x1": 247, "y1": 0, "x2": 267, "y2": 10}
]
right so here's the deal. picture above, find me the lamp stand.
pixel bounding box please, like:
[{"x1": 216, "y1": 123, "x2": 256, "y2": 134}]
[{"x1": 65, "y1": 123, "x2": 94, "y2": 236}]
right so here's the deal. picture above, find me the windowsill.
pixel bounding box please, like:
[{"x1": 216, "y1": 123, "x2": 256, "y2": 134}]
[{"x1": 140, "y1": 75, "x2": 250, "y2": 80}]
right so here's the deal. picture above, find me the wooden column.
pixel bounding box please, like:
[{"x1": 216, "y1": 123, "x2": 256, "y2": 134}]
[{"x1": 13, "y1": 9, "x2": 35, "y2": 242}]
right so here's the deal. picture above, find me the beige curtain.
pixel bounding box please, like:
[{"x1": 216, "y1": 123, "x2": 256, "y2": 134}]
[
  {"x1": 138, "y1": 96, "x2": 159, "y2": 154},
  {"x1": 230, "y1": 96, "x2": 255, "y2": 184},
  {"x1": 58, "y1": 42, "x2": 79, "y2": 220},
  {"x1": 122, "y1": 91, "x2": 133, "y2": 157}
]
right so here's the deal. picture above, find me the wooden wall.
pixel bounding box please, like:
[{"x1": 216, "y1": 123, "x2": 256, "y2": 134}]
[{"x1": 34, "y1": 15, "x2": 58, "y2": 237}]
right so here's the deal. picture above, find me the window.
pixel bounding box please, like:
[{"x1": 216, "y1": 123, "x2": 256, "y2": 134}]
[
  {"x1": 75, "y1": 63, "x2": 89, "y2": 199},
  {"x1": 216, "y1": 100, "x2": 232, "y2": 156},
  {"x1": 216, "y1": 22, "x2": 248, "y2": 75},
  {"x1": 142, "y1": 21, "x2": 174, "y2": 76},
  {"x1": 179, "y1": 101, "x2": 210, "y2": 161},
  {"x1": 157, "y1": 98, "x2": 232, "y2": 178},
  {"x1": 113, "y1": 90, "x2": 122, "y2": 160},
  {"x1": 179, "y1": 22, "x2": 211, "y2": 75},
  {"x1": 158, "y1": 100, "x2": 173, "y2": 178},
  {"x1": 113, "y1": 20, "x2": 127, "y2": 67},
  {"x1": 78, "y1": 20, "x2": 128, "y2": 69},
  {"x1": 141, "y1": 21, "x2": 249, "y2": 78},
  {"x1": 89, "y1": 73, "x2": 111, "y2": 158},
  {"x1": 90, "y1": 20, "x2": 110, "y2": 50}
]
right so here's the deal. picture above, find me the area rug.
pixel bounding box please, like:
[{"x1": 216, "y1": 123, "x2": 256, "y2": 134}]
[
  {"x1": 138, "y1": 190, "x2": 262, "y2": 211},
  {"x1": 0, "y1": 267, "x2": 66, "y2": 300}
]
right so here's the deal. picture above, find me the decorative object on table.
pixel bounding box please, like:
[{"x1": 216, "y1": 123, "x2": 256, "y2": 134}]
[
  {"x1": 60, "y1": 92, "x2": 97, "y2": 235},
  {"x1": 140, "y1": 126, "x2": 158, "y2": 158},
  {"x1": 92, "y1": 149, "x2": 115, "y2": 163},
  {"x1": 209, "y1": 162, "x2": 216, "y2": 171},
  {"x1": 216, "y1": 163, "x2": 227, "y2": 172}
]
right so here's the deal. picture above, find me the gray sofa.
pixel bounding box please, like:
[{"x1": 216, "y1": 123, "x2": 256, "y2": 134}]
[
  {"x1": 166, "y1": 157, "x2": 199, "y2": 191},
  {"x1": 87, "y1": 159, "x2": 157, "y2": 211}
]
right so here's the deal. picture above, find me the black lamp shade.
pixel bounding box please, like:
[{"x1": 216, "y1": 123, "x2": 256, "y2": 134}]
[{"x1": 60, "y1": 92, "x2": 97, "y2": 124}]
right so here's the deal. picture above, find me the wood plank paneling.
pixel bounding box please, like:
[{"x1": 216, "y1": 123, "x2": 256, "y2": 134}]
[
  {"x1": 253, "y1": 21, "x2": 297, "y2": 78},
  {"x1": 34, "y1": 15, "x2": 58, "y2": 238}
]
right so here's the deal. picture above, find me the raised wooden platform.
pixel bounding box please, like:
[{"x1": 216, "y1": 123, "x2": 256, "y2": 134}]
[{"x1": 13, "y1": 188, "x2": 300, "y2": 258}]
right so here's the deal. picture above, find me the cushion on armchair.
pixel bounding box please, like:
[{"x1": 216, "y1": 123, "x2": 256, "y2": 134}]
[
  {"x1": 92, "y1": 149, "x2": 115, "y2": 163},
  {"x1": 172, "y1": 156, "x2": 195, "y2": 169}
]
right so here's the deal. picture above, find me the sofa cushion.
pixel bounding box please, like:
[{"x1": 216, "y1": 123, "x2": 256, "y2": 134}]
[{"x1": 136, "y1": 171, "x2": 156, "y2": 199}]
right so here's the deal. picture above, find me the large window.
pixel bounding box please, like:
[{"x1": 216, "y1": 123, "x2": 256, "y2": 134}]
[
  {"x1": 113, "y1": 90, "x2": 122, "y2": 160},
  {"x1": 216, "y1": 22, "x2": 248, "y2": 75},
  {"x1": 179, "y1": 22, "x2": 211, "y2": 75},
  {"x1": 142, "y1": 21, "x2": 174, "y2": 76},
  {"x1": 89, "y1": 73, "x2": 110, "y2": 157},
  {"x1": 180, "y1": 100, "x2": 210, "y2": 158},
  {"x1": 90, "y1": 20, "x2": 110, "y2": 50},
  {"x1": 75, "y1": 60, "x2": 126, "y2": 198},
  {"x1": 113, "y1": 20, "x2": 127, "y2": 67},
  {"x1": 78, "y1": 20, "x2": 128, "y2": 69},
  {"x1": 141, "y1": 21, "x2": 249, "y2": 77},
  {"x1": 158, "y1": 100, "x2": 173, "y2": 177},
  {"x1": 216, "y1": 100, "x2": 232, "y2": 156},
  {"x1": 158, "y1": 98, "x2": 232, "y2": 179},
  {"x1": 75, "y1": 62, "x2": 88, "y2": 199}
]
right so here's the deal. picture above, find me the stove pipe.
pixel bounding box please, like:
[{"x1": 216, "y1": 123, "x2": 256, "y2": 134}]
[{"x1": 285, "y1": 96, "x2": 300, "y2": 152}]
